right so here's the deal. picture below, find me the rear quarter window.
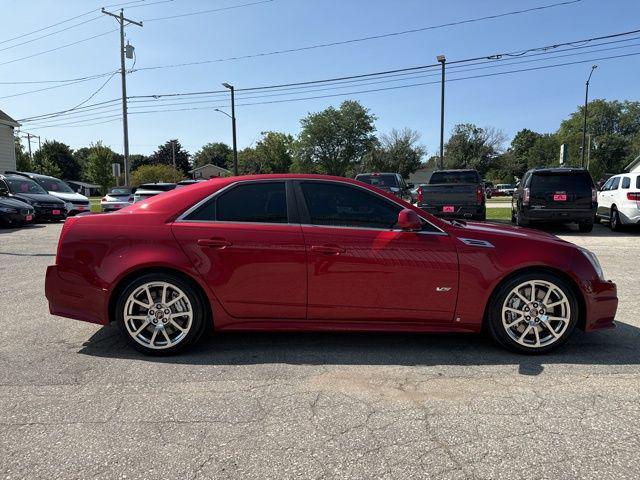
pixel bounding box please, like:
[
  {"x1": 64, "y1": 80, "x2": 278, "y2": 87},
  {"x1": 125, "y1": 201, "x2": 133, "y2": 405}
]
[{"x1": 530, "y1": 172, "x2": 593, "y2": 192}]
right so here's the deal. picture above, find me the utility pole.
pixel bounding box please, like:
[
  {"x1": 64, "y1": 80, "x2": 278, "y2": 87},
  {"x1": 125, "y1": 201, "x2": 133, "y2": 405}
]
[
  {"x1": 102, "y1": 7, "x2": 142, "y2": 186},
  {"x1": 171, "y1": 140, "x2": 177, "y2": 182},
  {"x1": 222, "y1": 83, "x2": 238, "y2": 176},
  {"x1": 437, "y1": 55, "x2": 446, "y2": 170},
  {"x1": 26, "y1": 133, "x2": 33, "y2": 164},
  {"x1": 581, "y1": 64, "x2": 597, "y2": 167},
  {"x1": 586, "y1": 133, "x2": 592, "y2": 169}
]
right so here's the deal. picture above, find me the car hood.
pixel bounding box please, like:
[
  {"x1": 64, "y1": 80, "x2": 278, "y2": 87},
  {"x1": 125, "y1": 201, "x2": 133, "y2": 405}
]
[
  {"x1": 455, "y1": 220, "x2": 568, "y2": 244},
  {"x1": 47, "y1": 191, "x2": 88, "y2": 202},
  {"x1": 10, "y1": 193, "x2": 66, "y2": 205},
  {"x1": 0, "y1": 197, "x2": 33, "y2": 209}
]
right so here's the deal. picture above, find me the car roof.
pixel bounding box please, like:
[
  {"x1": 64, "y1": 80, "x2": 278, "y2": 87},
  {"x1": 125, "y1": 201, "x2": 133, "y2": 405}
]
[
  {"x1": 432, "y1": 169, "x2": 478, "y2": 173},
  {"x1": 530, "y1": 167, "x2": 588, "y2": 174}
]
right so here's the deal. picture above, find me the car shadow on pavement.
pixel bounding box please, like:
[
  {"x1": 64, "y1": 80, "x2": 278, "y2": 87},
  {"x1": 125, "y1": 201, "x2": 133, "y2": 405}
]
[
  {"x1": 79, "y1": 321, "x2": 640, "y2": 376},
  {"x1": 0, "y1": 224, "x2": 46, "y2": 234},
  {"x1": 486, "y1": 219, "x2": 639, "y2": 237}
]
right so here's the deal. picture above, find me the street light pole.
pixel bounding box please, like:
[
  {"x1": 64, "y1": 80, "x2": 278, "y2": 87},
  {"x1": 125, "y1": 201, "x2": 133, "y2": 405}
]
[
  {"x1": 102, "y1": 8, "x2": 142, "y2": 186},
  {"x1": 222, "y1": 83, "x2": 238, "y2": 176},
  {"x1": 437, "y1": 55, "x2": 446, "y2": 170},
  {"x1": 581, "y1": 64, "x2": 597, "y2": 168}
]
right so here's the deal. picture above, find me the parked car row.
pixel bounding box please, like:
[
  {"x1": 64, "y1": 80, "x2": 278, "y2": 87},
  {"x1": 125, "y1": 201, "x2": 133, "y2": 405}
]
[
  {"x1": 101, "y1": 180, "x2": 205, "y2": 212},
  {"x1": 0, "y1": 173, "x2": 69, "y2": 227}
]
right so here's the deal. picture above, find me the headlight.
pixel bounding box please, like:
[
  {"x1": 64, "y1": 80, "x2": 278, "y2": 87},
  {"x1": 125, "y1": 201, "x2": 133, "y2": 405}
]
[
  {"x1": 0, "y1": 206, "x2": 18, "y2": 213},
  {"x1": 390, "y1": 187, "x2": 400, "y2": 192},
  {"x1": 580, "y1": 248, "x2": 605, "y2": 281},
  {"x1": 65, "y1": 202, "x2": 73, "y2": 211}
]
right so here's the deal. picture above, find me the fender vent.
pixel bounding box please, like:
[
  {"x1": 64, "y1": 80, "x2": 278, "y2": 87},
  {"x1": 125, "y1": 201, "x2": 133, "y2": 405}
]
[{"x1": 459, "y1": 238, "x2": 494, "y2": 248}]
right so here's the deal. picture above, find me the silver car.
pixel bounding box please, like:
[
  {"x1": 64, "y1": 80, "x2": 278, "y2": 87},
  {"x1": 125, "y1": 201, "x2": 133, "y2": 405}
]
[
  {"x1": 132, "y1": 183, "x2": 176, "y2": 203},
  {"x1": 101, "y1": 187, "x2": 133, "y2": 212}
]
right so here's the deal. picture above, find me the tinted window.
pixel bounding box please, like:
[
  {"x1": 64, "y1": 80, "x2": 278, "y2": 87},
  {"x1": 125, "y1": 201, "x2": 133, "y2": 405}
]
[
  {"x1": 301, "y1": 182, "x2": 401, "y2": 229},
  {"x1": 637, "y1": 176, "x2": 640, "y2": 189},
  {"x1": 5, "y1": 177, "x2": 47, "y2": 194},
  {"x1": 355, "y1": 174, "x2": 399, "y2": 189},
  {"x1": 530, "y1": 172, "x2": 593, "y2": 193},
  {"x1": 217, "y1": 182, "x2": 287, "y2": 223},
  {"x1": 610, "y1": 177, "x2": 620, "y2": 190},
  {"x1": 138, "y1": 184, "x2": 176, "y2": 192},
  {"x1": 621, "y1": 177, "x2": 630, "y2": 189},
  {"x1": 430, "y1": 171, "x2": 479, "y2": 184}
]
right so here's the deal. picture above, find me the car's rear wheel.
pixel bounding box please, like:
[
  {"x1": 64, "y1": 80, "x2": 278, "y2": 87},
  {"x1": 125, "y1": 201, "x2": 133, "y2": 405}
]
[
  {"x1": 515, "y1": 211, "x2": 529, "y2": 227},
  {"x1": 115, "y1": 273, "x2": 208, "y2": 355},
  {"x1": 578, "y1": 221, "x2": 593, "y2": 233},
  {"x1": 486, "y1": 272, "x2": 578, "y2": 354},
  {"x1": 609, "y1": 207, "x2": 622, "y2": 232}
]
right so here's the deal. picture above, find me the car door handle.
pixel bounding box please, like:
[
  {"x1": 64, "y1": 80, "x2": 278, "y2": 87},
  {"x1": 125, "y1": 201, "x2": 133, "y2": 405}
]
[
  {"x1": 310, "y1": 245, "x2": 345, "y2": 255},
  {"x1": 197, "y1": 238, "x2": 232, "y2": 249}
]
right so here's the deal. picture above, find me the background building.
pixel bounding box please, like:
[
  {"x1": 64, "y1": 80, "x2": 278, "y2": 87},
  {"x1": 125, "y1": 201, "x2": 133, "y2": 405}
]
[{"x1": 0, "y1": 109, "x2": 19, "y2": 173}]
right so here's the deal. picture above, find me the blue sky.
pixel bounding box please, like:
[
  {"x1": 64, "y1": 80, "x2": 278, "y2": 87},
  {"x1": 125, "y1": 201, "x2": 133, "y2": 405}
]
[{"x1": 1, "y1": 0, "x2": 639, "y2": 157}]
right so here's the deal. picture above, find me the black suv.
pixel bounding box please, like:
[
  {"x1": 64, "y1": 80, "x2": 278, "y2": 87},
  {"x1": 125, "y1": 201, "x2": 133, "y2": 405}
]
[
  {"x1": 512, "y1": 168, "x2": 597, "y2": 232},
  {"x1": 0, "y1": 173, "x2": 67, "y2": 222}
]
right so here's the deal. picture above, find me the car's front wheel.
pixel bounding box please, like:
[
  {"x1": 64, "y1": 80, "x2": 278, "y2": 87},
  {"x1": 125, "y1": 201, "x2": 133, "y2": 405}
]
[
  {"x1": 486, "y1": 272, "x2": 578, "y2": 354},
  {"x1": 115, "y1": 273, "x2": 208, "y2": 355}
]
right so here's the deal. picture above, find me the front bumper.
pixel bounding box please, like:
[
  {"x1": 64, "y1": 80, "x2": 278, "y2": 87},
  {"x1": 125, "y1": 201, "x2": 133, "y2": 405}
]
[
  {"x1": 583, "y1": 279, "x2": 618, "y2": 331},
  {"x1": 0, "y1": 210, "x2": 34, "y2": 226},
  {"x1": 45, "y1": 265, "x2": 109, "y2": 325},
  {"x1": 34, "y1": 206, "x2": 67, "y2": 221},
  {"x1": 67, "y1": 203, "x2": 90, "y2": 215}
]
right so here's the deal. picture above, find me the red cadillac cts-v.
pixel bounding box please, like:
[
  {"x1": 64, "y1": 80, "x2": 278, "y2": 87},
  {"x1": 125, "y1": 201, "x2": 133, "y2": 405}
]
[{"x1": 45, "y1": 174, "x2": 618, "y2": 355}]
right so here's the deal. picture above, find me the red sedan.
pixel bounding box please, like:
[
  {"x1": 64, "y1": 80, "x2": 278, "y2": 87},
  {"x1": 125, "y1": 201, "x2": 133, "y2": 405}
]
[{"x1": 45, "y1": 174, "x2": 617, "y2": 355}]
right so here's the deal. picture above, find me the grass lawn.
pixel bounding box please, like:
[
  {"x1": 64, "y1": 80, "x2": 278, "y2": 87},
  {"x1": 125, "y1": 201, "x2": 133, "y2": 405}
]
[
  {"x1": 89, "y1": 197, "x2": 101, "y2": 213},
  {"x1": 486, "y1": 207, "x2": 512, "y2": 222}
]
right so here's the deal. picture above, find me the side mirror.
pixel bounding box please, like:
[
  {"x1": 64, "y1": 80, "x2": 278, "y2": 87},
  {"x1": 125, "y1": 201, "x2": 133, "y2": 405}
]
[{"x1": 396, "y1": 209, "x2": 422, "y2": 231}]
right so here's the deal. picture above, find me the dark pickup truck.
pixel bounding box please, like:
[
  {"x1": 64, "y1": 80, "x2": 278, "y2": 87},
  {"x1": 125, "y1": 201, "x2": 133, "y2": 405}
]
[{"x1": 417, "y1": 169, "x2": 486, "y2": 220}]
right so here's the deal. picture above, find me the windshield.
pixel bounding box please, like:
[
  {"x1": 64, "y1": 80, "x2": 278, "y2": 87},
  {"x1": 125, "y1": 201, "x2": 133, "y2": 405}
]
[
  {"x1": 138, "y1": 184, "x2": 176, "y2": 192},
  {"x1": 109, "y1": 188, "x2": 131, "y2": 195},
  {"x1": 430, "y1": 171, "x2": 479, "y2": 184},
  {"x1": 6, "y1": 177, "x2": 48, "y2": 195},
  {"x1": 530, "y1": 172, "x2": 593, "y2": 193},
  {"x1": 355, "y1": 174, "x2": 399, "y2": 188},
  {"x1": 35, "y1": 177, "x2": 74, "y2": 193}
]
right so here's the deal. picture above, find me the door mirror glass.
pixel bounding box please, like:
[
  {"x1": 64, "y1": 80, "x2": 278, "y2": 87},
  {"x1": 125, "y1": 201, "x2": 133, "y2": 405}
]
[{"x1": 396, "y1": 209, "x2": 422, "y2": 231}]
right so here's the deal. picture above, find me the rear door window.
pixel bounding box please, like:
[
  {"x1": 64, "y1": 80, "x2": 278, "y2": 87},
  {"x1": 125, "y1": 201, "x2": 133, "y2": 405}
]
[
  {"x1": 621, "y1": 177, "x2": 630, "y2": 189},
  {"x1": 186, "y1": 181, "x2": 288, "y2": 223},
  {"x1": 610, "y1": 177, "x2": 620, "y2": 190}
]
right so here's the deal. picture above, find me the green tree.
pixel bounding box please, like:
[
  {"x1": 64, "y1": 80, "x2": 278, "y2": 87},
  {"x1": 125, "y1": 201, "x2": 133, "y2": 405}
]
[
  {"x1": 237, "y1": 147, "x2": 264, "y2": 175},
  {"x1": 37, "y1": 157, "x2": 62, "y2": 178},
  {"x1": 362, "y1": 128, "x2": 425, "y2": 178},
  {"x1": 444, "y1": 124, "x2": 505, "y2": 176},
  {"x1": 73, "y1": 147, "x2": 92, "y2": 180},
  {"x1": 193, "y1": 142, "x2": 232, "y2": 169},
  {"x1": 150, "y1": 140, "x2": 191, "y2": 175},
  {"x1": 129, "y1": 154, "x2": 151, "y2": 172},
  {"x1": 527, "y1": 134, "x2": 560, "y2": 169},
  {"x1": 14, "y1": 136, "x2": 31, "y2": 171},
  {"x1": 131, "y1": 164, "x2": 185, "y2": 186},
  {"x1": 294, "y1": 100, "x2": 377, "y2": 176},
  {"x1": 85, "y1": 143, "x2": 115, "y2": 193},
  {"x1": 254, "y1": 131, "x2": 294, "y2": 173},
  {"x1": 557, "y1": 99, "x2": 640, "y2": 176},
  {"x1": 33, "y1": 140, "x2": 80, "y2": 179}
]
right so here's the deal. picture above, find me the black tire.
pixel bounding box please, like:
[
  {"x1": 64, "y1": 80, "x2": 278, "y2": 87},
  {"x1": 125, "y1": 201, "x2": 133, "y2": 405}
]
[
  {"x1": 115, "y1": 272, "x2": 209, "y2": 355},
  {"x1": 609, "y1": 207, "x2": 622, "y2": 232},
  {"x1": 515, "y1": 211, "x2": 529, "y2": 227},
  {"x1": 578, "y1": 221, "x2": 593, "y2": 233},
  {"x1": 486, "y1": 271, "x2": 579, "y2": 354}
]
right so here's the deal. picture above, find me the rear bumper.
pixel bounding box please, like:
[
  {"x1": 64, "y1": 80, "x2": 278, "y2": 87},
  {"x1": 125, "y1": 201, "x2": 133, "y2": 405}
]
[
  {"x1": 523, "y1": 208, "x2": 595, "y2": 223},
  {"x1": 617, "y1": 205, "x2": 640, "y2": 225},
  {"x1": 583, "y1": 279, "x2": 618, "y2": 331},
  {"x1": 419, "y1": 204, "x2": 485, "y2": 218},
  {"x1": 45, "y1": 265, "x2": 109, "y2": 325}
]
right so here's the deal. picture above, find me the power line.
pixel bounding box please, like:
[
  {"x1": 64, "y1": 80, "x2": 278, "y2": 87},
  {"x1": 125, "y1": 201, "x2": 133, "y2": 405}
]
[
  {"x1": 0, "y1": 29, "x2": 117, "y2": 68},
  {"x1": 0, "y1": 70, "x2": 116, "y2": 85},
  {"x1": 26, "y1": 50, "x2": 640, "y2": 130},
  {"x1": 0, "y1": 9, "x2": 97, "y2": 46},
  {"x1": 143, "y1": 0, "x2": 274, "y2": 22},
  {"x1": 0, "y1": 71, "x2": 120, "y2": 100},
  {"x1": 131, "y1": 0, "x2": 584, "y2": 73}
]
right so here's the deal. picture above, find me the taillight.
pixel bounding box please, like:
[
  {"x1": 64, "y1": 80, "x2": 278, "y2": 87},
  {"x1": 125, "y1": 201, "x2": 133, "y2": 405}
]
[
  {"x1": 417, "y1": 186, "x2": 423, "y2": 204},
  {"x1": 627, "y1": 192, "x2": 640, "y2": 201},
  {"x1": 523, "y1": 188, "x2": 530, "y2": 206},
  {"x1": 592, "y1": 187, "x2": 597, "y2": 203},
  {"x1": 476, "y1": 185, "x2": 484, "y2": 205}
]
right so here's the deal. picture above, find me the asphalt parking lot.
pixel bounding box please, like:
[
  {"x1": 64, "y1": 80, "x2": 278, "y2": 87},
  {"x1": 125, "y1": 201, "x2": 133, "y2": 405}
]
[{"x1": 1, "y1": 222, "x2": 639, "y2": 480}]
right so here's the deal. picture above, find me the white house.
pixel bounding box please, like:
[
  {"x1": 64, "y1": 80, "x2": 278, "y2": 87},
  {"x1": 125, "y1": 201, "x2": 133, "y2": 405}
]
[
  {"x1": 0, "y1": 109, "x2": 20, "y2": 173},
  {"x1": 189, "y1": 163, "x2": 231, "y2": 179}
]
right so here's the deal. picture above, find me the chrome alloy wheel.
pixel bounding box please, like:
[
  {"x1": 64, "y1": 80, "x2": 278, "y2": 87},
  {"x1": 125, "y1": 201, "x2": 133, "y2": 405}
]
[
  {"x1": 501, "y1": 280, "x2": 571, "y2": 349},
  {"x1": 123, "y1": 281, "x2": 193, "y2": 350}
]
